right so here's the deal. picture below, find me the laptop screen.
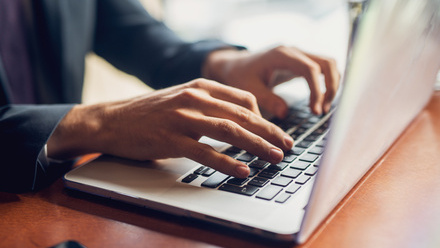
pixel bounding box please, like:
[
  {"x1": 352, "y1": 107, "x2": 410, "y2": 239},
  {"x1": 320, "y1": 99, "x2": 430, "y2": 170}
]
[{"x1": 300, "y1": 0, "x2": 440, "y2": 242}]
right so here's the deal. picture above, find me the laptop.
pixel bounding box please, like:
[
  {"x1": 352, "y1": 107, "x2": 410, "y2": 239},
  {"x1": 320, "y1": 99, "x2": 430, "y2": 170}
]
[{"x1": 64, "y1": 0, "x2": 440, "y2": 243}]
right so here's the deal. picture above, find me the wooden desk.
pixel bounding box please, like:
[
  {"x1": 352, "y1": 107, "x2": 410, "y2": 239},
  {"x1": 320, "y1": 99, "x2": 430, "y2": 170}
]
[{"x1": 2, "y1": 92, "x2": 440, "y2": 248}]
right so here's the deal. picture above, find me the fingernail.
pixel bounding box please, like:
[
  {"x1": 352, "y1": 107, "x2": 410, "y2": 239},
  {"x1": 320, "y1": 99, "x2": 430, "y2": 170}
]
[
  {"x1": 270, "y1": 148, "x2": 284, "y2": 162},
  {"x1": 284, "y1": 134, "x2": 294, "y2": 148},
  {"x1": 235, "y1": 163, "x2": 250, "y2": 178}
]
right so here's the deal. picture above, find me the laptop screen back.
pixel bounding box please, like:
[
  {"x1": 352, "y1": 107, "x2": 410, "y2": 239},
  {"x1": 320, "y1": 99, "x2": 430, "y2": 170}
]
[{"x1": 299, "y1": 0, "x2": 440, "y2": 242}]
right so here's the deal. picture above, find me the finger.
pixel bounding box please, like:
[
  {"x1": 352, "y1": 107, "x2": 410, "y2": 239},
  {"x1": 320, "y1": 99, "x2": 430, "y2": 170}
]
[
  {"x1": 304, "y1": 53, "x2": 340, "y2": 113},
  {"x1": 266, "y1": 47, "x2": 325, "y2": 115},
  {"x1": 269, "y1": 69, "x2": 298, "y2": 87},
  {"x1": 189, "y1": 116, "x2": 285, "y2": 165},
  {"x1": 187, "y1": 79, "x2": 261, "y2": 116},
  {"x1": 247, "y1": 80, "x2": 289, "y2": 119},
  {"x1": 182, "y1": 138, "x2": 250, "y2": 178},
  {"x1": 193, "y1": 95, "x2": 293, "y2": 150},
  {"x1": 303, "y1": 60, "x2": 325, "y2": 115}
]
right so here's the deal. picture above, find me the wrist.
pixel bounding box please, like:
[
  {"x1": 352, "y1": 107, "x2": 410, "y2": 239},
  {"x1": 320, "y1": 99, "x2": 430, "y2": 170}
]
[
  {"x1": 47, "y1": 103, "x2": 107, "y2": 160},
  {"x1": 202, "y1": 48, "x2": 249, "y2": 84}
]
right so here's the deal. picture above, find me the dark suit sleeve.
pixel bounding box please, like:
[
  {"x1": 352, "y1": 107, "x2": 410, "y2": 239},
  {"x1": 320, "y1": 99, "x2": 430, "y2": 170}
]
[
  {"x1": 93, "y1": 0, "x2": 241, "y2": 89},
  {"x1": 0, "y1": 104, "x2": 74, "y2": 192}
]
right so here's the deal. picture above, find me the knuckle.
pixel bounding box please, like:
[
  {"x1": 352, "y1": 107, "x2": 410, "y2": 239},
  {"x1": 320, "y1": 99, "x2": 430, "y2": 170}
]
[
  {"x1": 217, "y1": 120, "x2": 238, "y2": 139},
  {"x1": 242, "y1": 91, "x2": 258, "y2": 108},
  {"x1": 323, "y1": 57, "x2": 338, "y2": 72},
  {"x1": 303, "y1": 61, "x2": 321, "y2": 79},
  {"x1": 269, "y1": 45, "x2": 289, "y2": 58},
  {"x1": 306, "y1": 61, "x2": 321, "y2": 74},
  {"x1": 173, "y1": 108, "x2": 190, "y2": 120},
  {"x1": 177, "y1": 88, "x2": 201, "y2": 105},
  {"x1": 236, "y1": 108, "x2": 252, "y2": 125},
  {"x1": 273, "y1": 45, "x2": 289, "y2": 53},
  {"x1": 271, "y1": 45, "x2": 300, "y2": 57},
  {"x1": 327, "y1": 58, "x2": 338, "y2": 68},
  {"x1": 190, "y1": 78, "x2": 213, "y2": 89}
]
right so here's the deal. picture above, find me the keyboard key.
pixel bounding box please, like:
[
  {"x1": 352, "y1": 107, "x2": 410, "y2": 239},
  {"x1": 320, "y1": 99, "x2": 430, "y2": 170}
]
[
  {"x1": 202, "y1": 168, "x2": 216, "y2": 176},
  {"x1": 307, "y1": 116, "x2": 321, "y2": 124},
  {"x1": 194, "y1": 166, "x2": 208, "y2": 175},
  {"x1": 287, "y1": 147, "x2": 305, "y2": 156},
  {"x1": 201, "y1": 172, "x2": 229, "y2": 188},
  {"x1": 219, "y1": 184, "x2": 259, "y2": 196},
  {"x1": 290, "y1": 161, "x2": 310, "y2": 170},
  {"x1": 300, "y1": 154, "x2": 319, "y2": 163},
  {"x1": 249, "y1": 167, "x2": 260, "y2": 177},
  {"x1": 304, "y1": 134, "x2": 320, "y2": 142},
  {"x1": 237, "y1": 152, "x2": 256, "y2": 162},
  {"x1": 282, "y1": 154, "x2": 297, "y2": 163},
  {"x1": 297, "y1": 140, "x2": 313, "y2": 148},
  {"x1": 256, "y1": 185, "x2": 283, "y2": 200},
  {"x1": 258, "y1": 169, "x2": 279, "y2": 179},
  {"x1": 268, "y1": 162, "x2": 289, "y2": 171},
  {"x1": 301, "y1": 122, "x2": 315, "y2": 129},
  {"x1": 279, "y1": 123, "x2": 294, "y2": 131},
  {"x1": 271, "y1": 176, "x2": 293, "y2": 187},
  {"x1": 275, "y1": 193, "x2": 291, "y2": 203},
  {"x1": 316, "y1": 140, "x2": 326, "y2": 147},
  {"x1": 291, "y1": 133, "x2": 300, "y2": 140},
  {"x1": 314, "y1": 159, "x2": 321, "y2": 167},
  {"x1": 182, "y1": 174, "x2": 198, "y2": 183},
  {"x1": 286, "y1": 118, "x2": 303, "y2": 126},
  {"x1": 225, "y1": 146, "x2": 242, "y2": 153},
  {"x1": 295, "y1": 174, "x2": 311, "y2": 185},
  {"x1": 296, "y1": 112, "x2": 312, "y2": 119},
  {"x1": 286, "y1": 184, "x2": 301, "y2": 194},
  {"x1": 312, "y1": 128, "x2": 326, "y2": 136},
  {"x1": 227, "y1": 177, "x2": 248, "y2": 186},
  {"x1": 281, "y1": 168, "x2": 302, "y2": 178},
  {"x1": 248, "y1": 160, "x2": 268, "y2": 169},
  {"x1": 223, "y1": 146, "x2": 242, "y2": 158},
  {"x1": 308, "y1": 147, "x2": 324, "y2": 155},
  {"x1": 305, "y1": 166, "x2": 318, "y2": 176},
  {"x1": 292, "y1": 128, "x2": 307, "y2": 137},
  {"x1": 248, "y1": 177, "x2": 269, "y2": 187}
]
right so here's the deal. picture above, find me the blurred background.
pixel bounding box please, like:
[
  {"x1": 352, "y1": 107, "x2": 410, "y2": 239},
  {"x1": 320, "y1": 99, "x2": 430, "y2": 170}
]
[{"x1": 82, "y1": 0, "x2": 350, "y2": 104}]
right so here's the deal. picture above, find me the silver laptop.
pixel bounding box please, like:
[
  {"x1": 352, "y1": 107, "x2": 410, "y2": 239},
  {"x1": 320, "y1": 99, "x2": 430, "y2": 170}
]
[{"x1": 64, "y1": 0, "x2": 440, "y2": 243}]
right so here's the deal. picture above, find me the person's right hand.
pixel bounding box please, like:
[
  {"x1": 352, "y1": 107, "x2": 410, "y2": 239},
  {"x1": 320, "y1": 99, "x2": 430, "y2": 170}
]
[{"x1": 47, "y1": 79, "x2": 294, "y2": 178}]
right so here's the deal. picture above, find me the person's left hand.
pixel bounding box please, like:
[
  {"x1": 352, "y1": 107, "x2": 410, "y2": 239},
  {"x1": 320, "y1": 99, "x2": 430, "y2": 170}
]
[{"x1": 202, "y1": 46, "x2": 341, "y2": 118}]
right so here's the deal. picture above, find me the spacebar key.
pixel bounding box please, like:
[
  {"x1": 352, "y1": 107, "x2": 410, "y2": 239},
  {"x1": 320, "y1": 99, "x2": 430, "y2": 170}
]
[
  {"x1": 219, "y1": 184, "x2": 259, "y2": 196},
  {"x1": 201, "y1": 172, "x2": 229, "y2": 188}
]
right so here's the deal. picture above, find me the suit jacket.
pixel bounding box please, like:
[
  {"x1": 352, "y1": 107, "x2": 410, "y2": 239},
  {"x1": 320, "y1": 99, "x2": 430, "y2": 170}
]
[{"x1": 0, "y1": 0, "x2": 232, "y2": 192}]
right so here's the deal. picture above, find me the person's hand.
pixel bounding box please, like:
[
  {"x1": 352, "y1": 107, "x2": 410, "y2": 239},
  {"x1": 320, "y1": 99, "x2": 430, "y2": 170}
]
[
  {"x1": 47, "y1": 79, "x2": 294, "y2": 178},
  {"x1": 203, "y1": 46, "x2": 340, "y2": 118}
]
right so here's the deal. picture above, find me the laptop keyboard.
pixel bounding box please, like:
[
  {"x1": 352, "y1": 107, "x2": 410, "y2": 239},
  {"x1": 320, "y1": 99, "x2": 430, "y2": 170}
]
[{"x1": 180, "y1": 104, "x2": 333, "y2": 204}]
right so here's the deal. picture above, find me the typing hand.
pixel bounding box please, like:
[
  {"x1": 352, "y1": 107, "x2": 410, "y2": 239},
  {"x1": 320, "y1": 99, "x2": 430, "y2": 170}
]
[
  {"x1": 47, "y1": 79, "x2": 293, "y2": 178},
  {"x1": 203, "y1": 46, "x2": 341, "y2": 117}
]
